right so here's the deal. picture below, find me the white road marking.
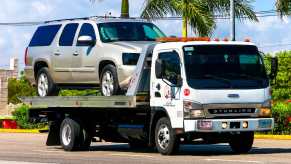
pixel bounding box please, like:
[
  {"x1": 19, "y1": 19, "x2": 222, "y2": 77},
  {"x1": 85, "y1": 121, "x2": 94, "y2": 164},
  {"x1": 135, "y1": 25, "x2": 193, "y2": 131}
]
[
  {"x1": 0, "y1": 160, "x2": 56, "y2": 164},
  {"x1": 205, "y1": 159, "x2": 264, "y2": 163}
]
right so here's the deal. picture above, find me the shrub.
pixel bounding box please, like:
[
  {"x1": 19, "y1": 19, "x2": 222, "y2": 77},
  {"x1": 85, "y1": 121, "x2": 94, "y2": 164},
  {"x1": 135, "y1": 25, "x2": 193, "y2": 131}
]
[
  {"x1": 12, "y1": 104, "x2": 46, "y2": 129},
  {"x1": 8, "y1": 71, "x2": 36, "y2": 104},
  {"x1": 271, "y1": 102, "x2": 291, "y2": 134}
]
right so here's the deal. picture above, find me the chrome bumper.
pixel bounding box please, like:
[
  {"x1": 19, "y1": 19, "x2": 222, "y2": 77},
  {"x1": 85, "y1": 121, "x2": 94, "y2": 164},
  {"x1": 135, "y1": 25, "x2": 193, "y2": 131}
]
[{"x1": 184, "y1": 118, "x2": 274, "y2": 132}]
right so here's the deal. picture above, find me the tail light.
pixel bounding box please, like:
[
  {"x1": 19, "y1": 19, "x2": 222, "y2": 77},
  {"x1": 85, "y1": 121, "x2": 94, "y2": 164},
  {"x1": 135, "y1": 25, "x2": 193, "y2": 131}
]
[{"x1": 24, "y1": 47, "x2": 28, "y2": 66}]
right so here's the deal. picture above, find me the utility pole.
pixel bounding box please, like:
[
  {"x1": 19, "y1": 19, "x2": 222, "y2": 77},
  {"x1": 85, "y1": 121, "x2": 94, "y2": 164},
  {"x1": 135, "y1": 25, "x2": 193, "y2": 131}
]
[{"x1": 230, "y1": 0, "x2": 235, "y2": 41}]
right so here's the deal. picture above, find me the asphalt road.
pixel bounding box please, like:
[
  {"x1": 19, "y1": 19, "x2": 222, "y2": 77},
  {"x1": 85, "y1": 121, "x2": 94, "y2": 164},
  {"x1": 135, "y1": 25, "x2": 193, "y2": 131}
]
[{"x1": 0, "y1": 133, "x2": 291, "y2": 164}]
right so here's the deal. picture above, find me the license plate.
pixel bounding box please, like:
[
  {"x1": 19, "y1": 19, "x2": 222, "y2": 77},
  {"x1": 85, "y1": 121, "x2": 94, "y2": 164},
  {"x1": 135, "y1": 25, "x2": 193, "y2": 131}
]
[{"x1": 259, "y1": 119, "x2": 272, "y2": 128}]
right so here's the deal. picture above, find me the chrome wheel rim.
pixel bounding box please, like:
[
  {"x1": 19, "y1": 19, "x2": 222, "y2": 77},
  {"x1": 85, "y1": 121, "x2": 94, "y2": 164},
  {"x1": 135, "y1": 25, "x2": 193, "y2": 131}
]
[
  {"x1": 157, "y1": 124, "x2": 170, "y2": 150},
  {"x1": 61, "y1": 124, "x2": 72, "y2": 146},
  {"x1": 101, "y1": 71, "x2": 114, "y2": 96},
  {"x1": 37, "y1": 73, "x2": 49, "y2": 97}
]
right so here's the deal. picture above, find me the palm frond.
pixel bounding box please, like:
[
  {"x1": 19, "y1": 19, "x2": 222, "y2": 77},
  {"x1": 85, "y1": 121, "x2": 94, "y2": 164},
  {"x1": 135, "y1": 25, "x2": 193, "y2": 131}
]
[{"x1": 276, "y1": 0, "x2": 291, "y2": 17}]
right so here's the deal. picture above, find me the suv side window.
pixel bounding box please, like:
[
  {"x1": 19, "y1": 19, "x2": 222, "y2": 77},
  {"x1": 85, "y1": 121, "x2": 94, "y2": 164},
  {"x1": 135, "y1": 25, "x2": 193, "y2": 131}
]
[
  {"x1": 77, "y1": 23, "x2": 96, "y2": 46},
  {"x1": 29, "y1": 24, "x2": 61, "y2": 47},
  {"x1": 59, "y1": 23, "x2": 79, "y2": 46},
  {"x1": 157, "y1": 51, "x2": 181, "y2": 84}
]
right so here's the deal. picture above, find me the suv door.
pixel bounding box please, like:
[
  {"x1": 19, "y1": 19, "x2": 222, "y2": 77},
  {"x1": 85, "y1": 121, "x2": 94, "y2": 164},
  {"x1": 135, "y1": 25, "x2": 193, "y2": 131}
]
[
  {"x1": 73, "y1": 23, "x2": 98, "y2": 83},
  {"x1": 53, "y1": 23, "x2": 79, "y2": 83}
]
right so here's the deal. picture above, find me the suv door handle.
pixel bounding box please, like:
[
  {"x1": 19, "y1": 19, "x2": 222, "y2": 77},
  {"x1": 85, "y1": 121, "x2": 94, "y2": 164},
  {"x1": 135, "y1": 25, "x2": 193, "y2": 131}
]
[
  {"x1": 73, "y1": 53, "x2": 79, "y2": 56},
  {"x1": 54, "y1": 52, "x2": 61, "y2": 56}
]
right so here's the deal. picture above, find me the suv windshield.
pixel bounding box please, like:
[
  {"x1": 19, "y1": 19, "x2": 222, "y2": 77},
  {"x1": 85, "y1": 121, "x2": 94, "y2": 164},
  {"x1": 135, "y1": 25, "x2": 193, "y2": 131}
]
[
  {"x1": 183, "y1": 45, "x2": 269, "y2": 89},
  {"x1": 98, "y1": 22, "x2": 166, "y2": 42}
]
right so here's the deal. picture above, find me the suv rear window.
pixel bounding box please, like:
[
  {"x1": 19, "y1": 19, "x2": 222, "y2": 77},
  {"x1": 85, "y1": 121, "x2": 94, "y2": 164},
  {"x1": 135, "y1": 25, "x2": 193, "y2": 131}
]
[{"x1": 29, "y1": 24, "x2": 61, "y2": 47}]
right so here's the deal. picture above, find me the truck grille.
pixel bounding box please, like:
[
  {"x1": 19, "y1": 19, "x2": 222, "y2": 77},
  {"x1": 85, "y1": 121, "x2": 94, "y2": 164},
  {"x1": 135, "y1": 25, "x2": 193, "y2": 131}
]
[{"x1": 208, "y1": 108, "x2": 256, "y2": 114}]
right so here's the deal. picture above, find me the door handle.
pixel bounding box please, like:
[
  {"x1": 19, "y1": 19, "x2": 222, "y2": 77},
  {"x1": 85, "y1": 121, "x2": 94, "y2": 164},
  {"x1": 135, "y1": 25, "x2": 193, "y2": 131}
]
[
  {"x1": 54, "y1": 52, "x2": 61, "y2": 56},
  {"x1": 73, "y1": 53, "x2": 79, "y2": 56}
]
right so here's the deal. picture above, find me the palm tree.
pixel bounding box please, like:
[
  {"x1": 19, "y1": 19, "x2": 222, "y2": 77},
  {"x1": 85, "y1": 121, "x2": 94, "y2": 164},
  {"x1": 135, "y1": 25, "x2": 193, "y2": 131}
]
[
  {"x1": 276, "y1": 0, "x2": 291, "y2": 16},
  {"x1": 90, "y1": 0, "x2": 129, "y2": 18},
  {"x1": 141, "y1": 0, "x2": 258, "y2": 37}
]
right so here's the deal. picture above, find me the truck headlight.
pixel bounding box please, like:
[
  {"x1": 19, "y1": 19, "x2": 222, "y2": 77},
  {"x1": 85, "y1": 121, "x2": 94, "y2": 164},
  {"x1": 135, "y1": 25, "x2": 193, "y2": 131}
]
[
  {"x1": 183, "y1": 101, "x2": 205, "y2": 118},
  {"x1": 259, "y1": 100, "x2": 272, "y2": 117}
]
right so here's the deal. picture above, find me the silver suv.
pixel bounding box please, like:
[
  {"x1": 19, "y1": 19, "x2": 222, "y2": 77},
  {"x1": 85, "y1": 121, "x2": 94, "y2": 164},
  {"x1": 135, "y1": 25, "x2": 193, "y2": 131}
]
[{"x1": 24, "y1": 18, "x2": 165, "y2": 97}]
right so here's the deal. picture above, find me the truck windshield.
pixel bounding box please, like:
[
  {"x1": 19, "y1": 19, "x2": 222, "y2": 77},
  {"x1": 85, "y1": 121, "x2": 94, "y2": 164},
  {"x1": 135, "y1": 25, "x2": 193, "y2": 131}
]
[
  {"x1": 183, "y1": 45, "x2": 269, "y2": 89},
  {"x1": 98, "y1": 22, "x2": 166, "y2": 42}
]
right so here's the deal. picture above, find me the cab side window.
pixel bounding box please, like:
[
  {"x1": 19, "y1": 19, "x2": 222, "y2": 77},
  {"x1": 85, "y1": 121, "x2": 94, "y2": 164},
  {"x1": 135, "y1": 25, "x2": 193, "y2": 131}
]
[
  {"x1": 157, "y1": 51, "x2": 181, "y2": 84},
  {"x1": 59, "y1": 23, "x2": 79, "y2": 46},
  {"x1": 77, "y1": 23, "x2": 96, "y2": 46}
]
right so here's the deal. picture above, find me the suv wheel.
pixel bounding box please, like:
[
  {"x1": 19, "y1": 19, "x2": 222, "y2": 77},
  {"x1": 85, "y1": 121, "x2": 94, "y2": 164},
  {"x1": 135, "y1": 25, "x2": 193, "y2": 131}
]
[
  {"x1": 36, "y1": 67, "x2": 59, "y2": 97},
  {"x1": 100, "y1": 64, "x2": 120, "y2": 96}
]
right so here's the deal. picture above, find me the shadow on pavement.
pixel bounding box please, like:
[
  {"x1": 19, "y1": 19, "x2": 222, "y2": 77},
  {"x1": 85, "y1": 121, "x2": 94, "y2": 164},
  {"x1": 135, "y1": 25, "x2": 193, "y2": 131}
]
[{"x1": 87, "y1": 143, "x2": 291, "y2": 156}]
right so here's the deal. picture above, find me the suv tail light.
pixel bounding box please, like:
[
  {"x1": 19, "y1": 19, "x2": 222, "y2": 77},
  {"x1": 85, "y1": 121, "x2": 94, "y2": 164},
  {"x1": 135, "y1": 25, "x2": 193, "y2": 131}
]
[{"x1": 24, "y1": 47, "x2": 28, "y2": 66}]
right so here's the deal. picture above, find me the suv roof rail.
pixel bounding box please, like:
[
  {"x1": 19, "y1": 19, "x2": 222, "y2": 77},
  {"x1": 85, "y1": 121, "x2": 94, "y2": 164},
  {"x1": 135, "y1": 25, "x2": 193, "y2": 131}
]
[{"x1": 44, "y1": 16, "x2": 144, "y2": 24}]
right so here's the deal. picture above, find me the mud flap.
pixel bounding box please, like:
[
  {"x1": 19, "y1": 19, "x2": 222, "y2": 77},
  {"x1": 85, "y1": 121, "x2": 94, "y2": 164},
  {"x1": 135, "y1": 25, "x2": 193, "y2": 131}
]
[{"x1": 46, "y1": 122, "x2": 61, "y2": 146}]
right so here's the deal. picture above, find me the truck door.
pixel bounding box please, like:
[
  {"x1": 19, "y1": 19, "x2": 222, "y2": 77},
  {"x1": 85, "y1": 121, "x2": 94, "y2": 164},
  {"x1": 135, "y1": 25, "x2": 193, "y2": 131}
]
[
  {"x1": 53, "y1": 23, "x2": 79, "y2": 83},
  {"x1": 73, "y1": 23, "x2": 98, "y2": 83},
  {"x1": 151, "y1": 49, "x2": 184, "y2": 128}
]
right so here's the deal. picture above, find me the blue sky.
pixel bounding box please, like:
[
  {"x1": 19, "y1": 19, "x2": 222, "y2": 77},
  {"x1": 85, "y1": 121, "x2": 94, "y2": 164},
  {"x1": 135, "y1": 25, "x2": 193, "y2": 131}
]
[{"x1": 0, "y1": 0, "x2": 289, "y2": 69}]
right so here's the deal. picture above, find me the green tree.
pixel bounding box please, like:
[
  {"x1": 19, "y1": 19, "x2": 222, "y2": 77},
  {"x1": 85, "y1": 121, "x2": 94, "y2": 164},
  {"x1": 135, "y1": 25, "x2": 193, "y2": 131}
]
[
  {"x1": 141, "y1": 0, "x2": 258, "y2": 37},
  {"x1": 276, "y1": 0, "x2": 291, "y2": 16}
]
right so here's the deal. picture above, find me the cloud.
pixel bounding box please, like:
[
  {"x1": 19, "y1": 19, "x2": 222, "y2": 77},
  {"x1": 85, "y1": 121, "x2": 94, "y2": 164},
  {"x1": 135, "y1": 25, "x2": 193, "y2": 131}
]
[{"x1": 31, "y1": 1, "x2": 53, "y2": 15}]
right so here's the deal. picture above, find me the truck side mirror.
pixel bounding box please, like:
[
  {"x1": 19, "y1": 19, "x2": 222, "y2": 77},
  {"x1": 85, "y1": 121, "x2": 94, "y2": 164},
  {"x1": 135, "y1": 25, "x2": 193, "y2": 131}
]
[
  {"x1": 155, "y1": 59, "x2": 164, "y2": 78},
  {"x1": 77, "y1": 35, "x2": 96, "y2": 46},
  {"x1": 269, "y1": 57, "x2": 278, "y2": 80}
]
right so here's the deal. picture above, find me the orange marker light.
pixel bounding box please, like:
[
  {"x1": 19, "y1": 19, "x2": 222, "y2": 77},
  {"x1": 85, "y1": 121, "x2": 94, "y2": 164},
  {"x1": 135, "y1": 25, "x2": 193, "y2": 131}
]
[
  {"x1": 156, "y1": 37, "x2": 211, "y2": 42},
  {"x1": 244, "y1": 38, "x2": 251, "y2": 42}
]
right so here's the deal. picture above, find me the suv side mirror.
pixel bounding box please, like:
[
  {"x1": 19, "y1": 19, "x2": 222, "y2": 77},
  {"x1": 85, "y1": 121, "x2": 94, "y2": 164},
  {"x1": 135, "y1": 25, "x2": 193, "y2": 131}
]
[
  {"x1": 155, "y1": 59, "x2": 164, "y2": 78},
  {"x1": 269, "y1": 57, "x2": 278, "y2": 79},
  {"x1": 77, "y1": 35, "x2": 96, "y2": 46}
]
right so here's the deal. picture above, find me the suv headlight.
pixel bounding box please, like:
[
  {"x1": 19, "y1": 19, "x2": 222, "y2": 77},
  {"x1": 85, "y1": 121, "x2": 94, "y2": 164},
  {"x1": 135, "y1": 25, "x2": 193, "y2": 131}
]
[
  {"x1": 258, "y1": 99, "x2": 272, "y2": 117},
  {"x1": 183, "y1": 101, "x2": 205, "y2": 118}
]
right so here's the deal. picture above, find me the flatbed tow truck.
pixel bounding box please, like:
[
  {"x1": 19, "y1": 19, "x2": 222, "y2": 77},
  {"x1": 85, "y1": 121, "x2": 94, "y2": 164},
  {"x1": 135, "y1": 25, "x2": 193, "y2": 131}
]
[{"x1": 22, "y1": 38, "x2": 278, "y2": 155}]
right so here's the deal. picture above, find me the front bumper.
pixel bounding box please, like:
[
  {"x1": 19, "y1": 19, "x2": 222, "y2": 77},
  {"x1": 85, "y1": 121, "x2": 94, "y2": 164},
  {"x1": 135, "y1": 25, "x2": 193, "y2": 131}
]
[{"x1": 184, "y1": 118, "x2": 274, "y2": 132}]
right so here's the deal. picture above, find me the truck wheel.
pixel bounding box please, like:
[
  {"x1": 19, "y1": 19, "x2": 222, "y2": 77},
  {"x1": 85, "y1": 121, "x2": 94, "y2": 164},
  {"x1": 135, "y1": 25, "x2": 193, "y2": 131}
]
[
  {"x1": 60, "y1": 118, "x2": 82, "y2": 151},
  {"x1": 155, "y1": 117, "x2": 179, "y2": 155},
  {"x1": 100, "y1": 64, "x2": 120, "y2": 96},
  {"x1": 79, "y1": 127, "x2": 91, "y2": 150},
  {"x1": 229, "y1": 132, "x2": 254, "y2": 154},
  {"x1": 36, "y1": 67, "x2": 59, "y2": 97}
]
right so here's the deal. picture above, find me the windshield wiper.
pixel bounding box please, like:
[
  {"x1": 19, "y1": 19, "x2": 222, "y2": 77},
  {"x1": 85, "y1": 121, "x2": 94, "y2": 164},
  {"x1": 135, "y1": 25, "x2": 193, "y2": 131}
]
[{"x1": 203, "y1": 74, "x2": 232, "y2": 88}]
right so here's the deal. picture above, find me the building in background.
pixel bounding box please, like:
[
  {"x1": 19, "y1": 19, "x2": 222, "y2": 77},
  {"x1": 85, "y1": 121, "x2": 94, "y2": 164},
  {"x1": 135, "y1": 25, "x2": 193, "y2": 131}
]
[{"x1": 0, "y1": 58, "x2": 18, "y2": 115}]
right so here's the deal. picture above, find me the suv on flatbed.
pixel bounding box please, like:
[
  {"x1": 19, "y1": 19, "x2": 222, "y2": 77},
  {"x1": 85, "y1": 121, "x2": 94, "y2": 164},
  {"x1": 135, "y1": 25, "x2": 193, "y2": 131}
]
[{"x1": 24, "y1": 18, "x2": 166, "y2": 97}]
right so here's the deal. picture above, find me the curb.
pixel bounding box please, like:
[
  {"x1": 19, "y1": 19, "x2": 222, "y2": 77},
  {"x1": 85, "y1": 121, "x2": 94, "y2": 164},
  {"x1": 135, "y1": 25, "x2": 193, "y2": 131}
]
[
  {"x1": 255, "y1": 134, "x2": 291, "y2": 140},
  {"x1": 0, "y1": 129, "x2": 46, "y2": 133}
]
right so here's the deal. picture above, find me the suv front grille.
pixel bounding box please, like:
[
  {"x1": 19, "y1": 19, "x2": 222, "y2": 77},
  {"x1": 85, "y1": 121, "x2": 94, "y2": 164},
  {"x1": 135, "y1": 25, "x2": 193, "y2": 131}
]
[{"x1": 208, "y1": 108, "x2": 256, "y2": 114}]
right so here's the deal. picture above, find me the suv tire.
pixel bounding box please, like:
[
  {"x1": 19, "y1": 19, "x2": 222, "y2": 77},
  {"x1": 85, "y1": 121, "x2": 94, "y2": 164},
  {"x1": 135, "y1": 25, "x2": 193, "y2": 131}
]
[
  {"x1": 36, "y1": 67, "x2": 59, "y2": 97},
  {"x1": 100, "y1": 64, "x2": 120, "y2": 96}
]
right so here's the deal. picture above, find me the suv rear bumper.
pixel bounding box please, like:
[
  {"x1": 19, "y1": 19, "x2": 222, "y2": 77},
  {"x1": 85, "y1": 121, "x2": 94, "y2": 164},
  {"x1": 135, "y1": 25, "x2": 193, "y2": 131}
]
[
  {"x1": 24, "y1": 66, "x2": 35, "y2": 85},
  {"x1": 184, "y1": 118, "x2": 274, "y2": 132}
]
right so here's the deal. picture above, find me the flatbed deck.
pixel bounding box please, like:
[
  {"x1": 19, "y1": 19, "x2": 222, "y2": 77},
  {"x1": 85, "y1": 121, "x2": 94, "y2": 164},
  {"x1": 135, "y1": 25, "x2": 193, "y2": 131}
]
[{"x1": 21, "y1": 96, "x2": 149, "y2": 109}]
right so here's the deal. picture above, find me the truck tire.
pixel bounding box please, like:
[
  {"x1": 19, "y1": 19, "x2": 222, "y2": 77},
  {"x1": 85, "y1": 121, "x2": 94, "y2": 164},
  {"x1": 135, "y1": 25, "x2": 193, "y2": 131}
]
[
  {"x1": 155, "y1": 117, "x2": 179, "y2": 155},
  {"x1": 229, "y1": 132, "x2": 254, "y2": 154},
  {"x1": 100, "y1": 64, "x2": 120, "y2": 96},
  {"x1": 36, "y1": 67, "x2": 59, "y2": 97},
  {"x1": 60, "y1": 118, "x2": 91, "y2": 151}
]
